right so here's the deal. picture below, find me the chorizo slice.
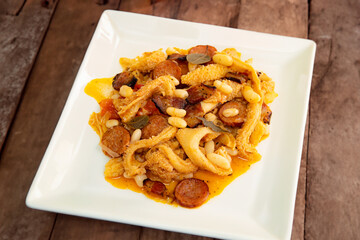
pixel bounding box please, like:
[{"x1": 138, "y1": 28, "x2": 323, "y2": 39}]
[
  {"x1": 112, "y1": 71, "x2": 137, "y2": 90},
  {"x1": 188, "y1": 45, "x2": 217, "y2": 58},
  {"x1": 141, "y1": 115, "x2": 169, "y2": 139},
  {"x1": 174, "y1": 178, "x2": 209, "y2": 208},
  {"x1": 152, "y1": 95, "x2": 187, "y2": 114},
  {"x1": 261, "y1": 103, "x2": 272, "y2": 124},
  {"x1": 143, "y1": 179, "x2": 167, "y2": 197},
  {"x1": 153, "y1": 60, "x2": 182, "y2": 80},
  {"x1": 218, "y1": 100, "x2": 247, "y2": 127},
  {"x1": 100, "y1": 126, "x2": 130, "y2": 157},
  {"x1": 184, "y1": 103, "x2": 204, "y2": 127},
  {"x1": 186, "y1": 84, "x2": 216, "y2": 104},
  {"x1": 168, "y1": 54, "x2": 189, "y2": 76}
]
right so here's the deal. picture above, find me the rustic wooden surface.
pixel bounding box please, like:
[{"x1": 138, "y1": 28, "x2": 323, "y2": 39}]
[
  {"x1": 0, "y1": 0, "x2": 358, "y2": 239},
  {"x1": 0, "y1": 0, "x2": 58, "y2": 151},
  {"x1": 306, "y1": 0, "x2": 360, "y2": 239}
]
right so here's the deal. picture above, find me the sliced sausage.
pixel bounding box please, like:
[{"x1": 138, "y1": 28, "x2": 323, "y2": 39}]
[
  {"x1": 261, "y1": 103, "x2": 272, "y2": 124},
  {"x1": 168, "y1": 54, "x2": 189, "y2": 76},
  {"x1": 184, "y1": 103, "x2": 204, "y2": 127},
  {"x1": 143, "y1": 179, "x2": 167, "y2": 197},
  {"x1": 187, "y1": 84, "x2": 216, "y2": 104},
  {"x1": 112, "y1": 71, "x2": 137, "y2": 90},
  {"x1": 174, "y1": 178, "x2": 209, "y2": 208},
  {"x1": 142, "y1": 115, "x2": 169, "y2": 139},
  {"x1": 100, "y1": 126, "x2": 130, "y2": 157},
  {"x1": 152, "y1": 95, "x2": 187, "y2": 114},
  {"x1": 153, "y1": 60, "x2": 182, "y2": 80},
  {"x1": 188, "y1": 45, "x2": 217, "y2": 58},
  {"x1": 218, "y1": 100, "x2": 247, "y2": 127},
  {"x1": 225, "y1": 72, "x2": 249, "y2": 84}
]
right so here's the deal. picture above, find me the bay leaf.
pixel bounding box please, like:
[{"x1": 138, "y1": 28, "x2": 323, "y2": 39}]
[
  {"x1": 196, "y1": 116, "x2": 229, "y2": 132},
  {"x1": 186, "y1": 53, "x2": 211, "y2": 65},
  {"x1": 127, "y1": 115, "x2": 149, "y2": 129}
]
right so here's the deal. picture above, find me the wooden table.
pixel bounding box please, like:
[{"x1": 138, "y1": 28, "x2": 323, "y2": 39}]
[{"x1": 0, "y1": 0, "x2": 359, "y2": 239}]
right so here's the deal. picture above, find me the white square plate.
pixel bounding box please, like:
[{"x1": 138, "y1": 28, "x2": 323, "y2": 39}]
[{"x1": 26, "y1": 10, "x2": 316, "y2": 240}]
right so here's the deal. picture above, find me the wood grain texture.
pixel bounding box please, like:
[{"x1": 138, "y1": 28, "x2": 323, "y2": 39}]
[
  {"x1": 238, "y1": 0, "x2": 308, "y2": 38},
  {"x1": 306, "y1": 0, "x2": 360, "y2": 239},
  {"x1": 0, "y1": 0, "x2": 26, "y2": 15},
  {"x1": 0, "y1": 0, "x2": 58, "y2": 151},
  {"x1": 238, "y1": 1, "x2": 309, "y2": 239},
  {"x1": 0, "y1": 1, "x2": 58, "y2": 239},
  {"x1": 50, "y1": 216, "x2": 140, "y2": 240}
]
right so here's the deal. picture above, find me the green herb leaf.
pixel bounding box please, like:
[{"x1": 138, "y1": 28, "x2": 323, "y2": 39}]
[
  {"x1": 196, "y1": 116, "x2": 229, "y2": 132},
  {"x1": 186, "y1": 53, "x2": 211, "y2": 65},
  {"x1": 127, "y1": 115, "x2": 149, "y2": 129}
]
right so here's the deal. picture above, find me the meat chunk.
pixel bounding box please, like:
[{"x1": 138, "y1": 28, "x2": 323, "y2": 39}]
[
  {"x1": 112, "y1": 71, "x2": 137, "y2": 90},
  {"x1": 143, "y1": 179, "x2": 167, "y2": 197},
  {"x1": 153, "y1": 60, "x2": 182, "y2": 80},
  {"x1": 168, "y1": 54, "x2": 189, "y2": 76},
  {"x1": 152, "y1": 95, "x2": 187, "y2": 114},
  {"x1": 100, "y1": 126, "x2": 130, "y2": 157},
  {"x1": 218, "y1": 100, "x2": 247, "y2": 127},
  {"x1": 184, "y1": 103, "x2": 204, "y2": 127},
  {"x1": 261, "y1": 103, "x2": 272, "y2": 124},
  {"x1": 175, "y1": 178, "x2": 209, "y2": 208},
  {"x1": 142, "y1": 115, "x2": 169, "y2": 139},
  {"x1": 225, "y1": 72, "x2": 249, "y2": 84},
  {"x1": 186, "y1": 84, "x2": 215, "y2": 104}
]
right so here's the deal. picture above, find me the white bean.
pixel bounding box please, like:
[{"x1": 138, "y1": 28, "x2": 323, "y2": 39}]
[
  {"x1": 213, "y1": 53, "x2": 233, "y2": 66},
  {"x1": 204, "y1": 140, "x2": 215, "y2": 154},
  {"x1": 174, "y1": 89, "x2": 189, "y2": 99},
  {"x1": 242, "y1": 86, "x2": 260, "y2": 103},
  {"x1": 207, "y1": 153, "x2": 231, "y2": 169},
  {"x1": 166, "y1": 107, "x2": 186, "y2": 117},
  {"x1": 222, "y1": 108, "x2": 239, "y2": 117},
  {"x1": 105, "y1": 119, "x2": 119, "y2": 128},
  {"x1": 214, "y1": 80, "x2": 233, "y2": 94},
  {"x1": 168, "y1": 117, "x2": 187, "y2": 128},
  {"x1": 119, "y1": 85, "x2": 133, "y2": 98},
  {"x1": 130, "y1": 129, "x2": 142, "y2": 143}
]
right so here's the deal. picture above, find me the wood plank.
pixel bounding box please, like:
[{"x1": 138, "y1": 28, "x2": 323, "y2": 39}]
[
  {"x1": 0, "y1": 0, "x2": 58, "y2": 151},
  {"x1": 306, "y1": 0, "x2": 360, "y2": 239},
  {"x1": 0, "y1": 0, "x2": 26, "y2": 15},
  {"x1": 0, "y1": 1, "x2": 59, "y2": 239},
  {"x1": 238, "y1": 1, "x2": 309, "y2": 239},
  {"x1": 51, "y1": 216, "x2": 140, "y2": 240},
  {"x1": 176, "y1": 0, "x2": 240, "y2": 27},
  {"x1": 238, "y1": 0, "x2": 308, "y2": 38}
]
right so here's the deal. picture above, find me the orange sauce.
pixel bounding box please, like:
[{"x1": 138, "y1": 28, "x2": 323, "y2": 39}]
[
  {"x1": 84, "y1": 77, "x2": 114, "y2": 102},
  {"x1": 86, "y1": 78, "x2": 261, "y2": 207},
  {"x1": 106, "y1": 156, "x2": 259, "y2": 206}
]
